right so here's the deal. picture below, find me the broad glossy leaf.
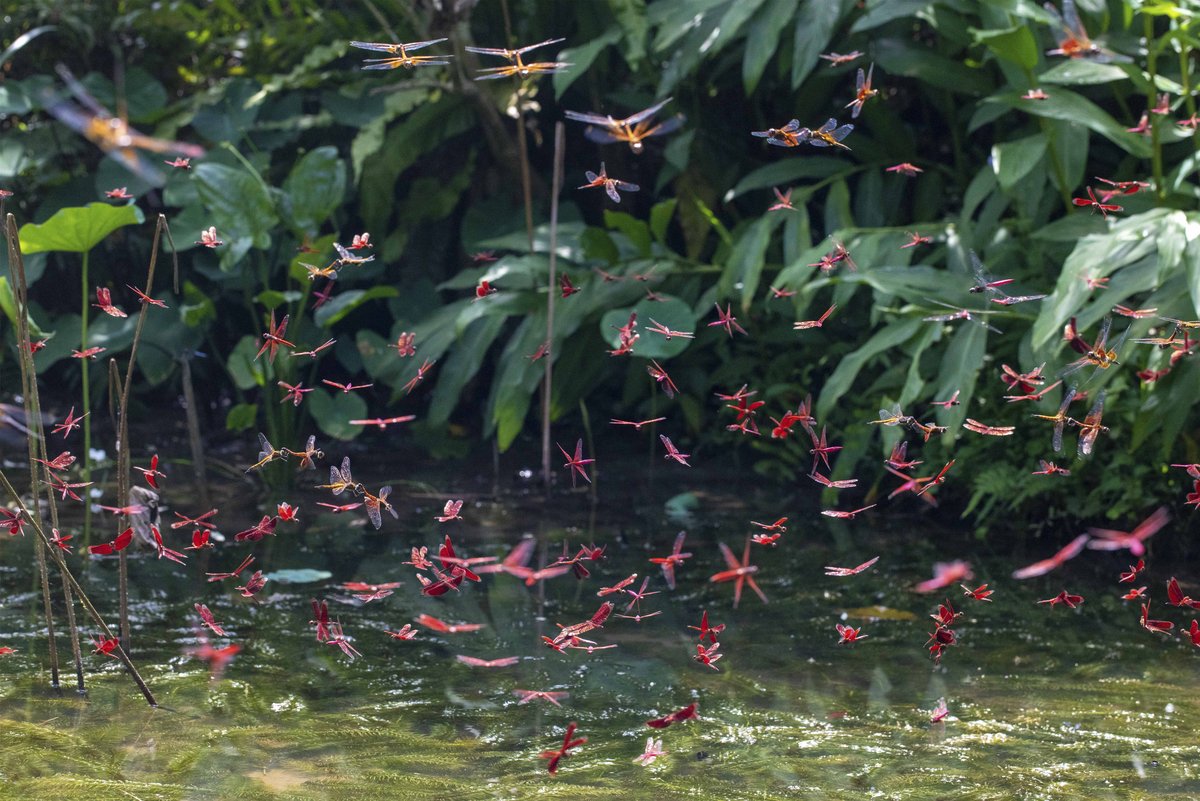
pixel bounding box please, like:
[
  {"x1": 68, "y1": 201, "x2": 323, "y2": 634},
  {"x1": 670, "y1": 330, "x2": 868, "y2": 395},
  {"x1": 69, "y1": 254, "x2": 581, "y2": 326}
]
[
  {"x1": 192, "y1": 162, "x2": 278, "y2": 253},
  {"x1": 227, "y1": 334, "x2": 266, "y2": 390},
  {"x1": 1038, "y1": 60, "x2": 1130, "y2": 86},
  {"x1": 851, "y1": 0, "x2": 927, "y2": 32},
  {"x1": 722, "y1": 214, "x2": 783, "y2": 309},
  {"x1": 280, "y1": 146, "x2": 346, "y2": 236},
  {"x1": 225, "y1": 402, "x2": 258, "y2": 433},
  {"x1": 555, "y1": 28, "x2": 622, "y2": 98},
  {"x1": 650, "y1": 199, "x2": 677, "y2": 244},
  {"x1": 1188, "y1": 232, "x2": 1200, "y2": 317},
  {"x1": 818, "y1": 318, "x2": 922, "y2": 418},
  {"x1": 314, "y1": 286, "x2": 400, "y2": 327},
  {"x1": 744, "y1": 0, "x2": 800, "y2": 93},
  {"x1": 19, "y1": 203, "x2": 143, "y2": 254},
  {"x1": 973, "y1": 26, "x2": 1039, "y2": 70},
  {"x1": 307, "y1": 389, "x2": 367, "y2": 441},
  {"x1": 935, "y1": 321, "x2": 987, "y2": 436},
  {"x1": 427, "y1": 314, "x2": 508, "y2": 427},
  {"x1": 726, "y1": 157, "x2": 850, "y2": 201},
  {"x1": 983, "y1": 88, "x2": 1151, "y2": 157},
  {"x1": 992, "y1": 134, "x2": 1046, "y2": 191},
  {"x1": 792, "y1": 0, "x2": 847, "y2": 89}
]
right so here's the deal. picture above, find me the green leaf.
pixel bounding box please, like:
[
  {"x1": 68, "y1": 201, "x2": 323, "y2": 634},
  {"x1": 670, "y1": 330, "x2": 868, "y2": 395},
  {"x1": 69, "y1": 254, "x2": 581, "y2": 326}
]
[
  {"x1": 554, "y1": 28, "x2": 622, "y2": 98},
  {"x1": 255, "y1": 289, "x2": 302, "y2": 309},
  {"x1": 1188, "y1": 232, "x2": 1200, "y2": 318},
  {"x1": 279, "y1": 146, "x2": 346, "y2": 236},
  {"x1": 992, "y1": 133, "x2": 1047, "y2": 191},
  {"x1": 192, "y1": 162, "x2": 278, "y2": 254},
  {"x1": 604, "y1": 210, "x2": 652, "y2": 257},
  {"x1": 349, "y1": 89, "x2": 428, "y2": 182},
  {"x1": 180, "y1": 281, "x2": 216, "y2": 327},
  {"x1": 0, "y1": 276, "x2": 48, "y2": 338},
  {"x1": 649, "y1": 198, "x2": 677, "y2": 244},
  {"x1": 427, "y1": 314, "x2": 508, "y2": 427},
  {"x1": 1038, "y1": 60, "x2": 1130, "y2": 86},
  {"x1": 744, "y1": 0, "x2": 800, "y2": 93},
  {"x1": 722, "y1": 214, "x2": 783, "y2": 309},
  {"x1": 973, "y1": 26, "x2": 1039, "y2": 70},
  {"x1": 314, "y1": 286, "x2": 401, "y2": 327},
  {"x1": 225, "y1": 402, "x2": 258, "y2": 432},
  {"x1": 982, "y1": 88, "x2": 1152, "y2": 157},
  {"x1": 18, "y1": 203, "x2": 144, "y2": 254},
  {"x1": 726, "y1": 157, "x2": 851, "y2": 201},
  {"x1": 935, "y1": 321, "x2": 987, "y2": 437},
  {"x1": 227, "y1": 335, "x2": 266, "y2": 390},
  {"x1": 600, "y1": 294, "x2": 696, "y2": 360},
  {"x1": 818, "y1": 318, "x2": 922, "y2": 419},
  {"x1": 307, "y1": 389, "x2": 367, "y2": 441},
  {"x1": 851, "y1": 0, "x2": 927, "y2": 32},
  {"x1": 791, "y1": 0, "x2": 846, "y2": 89}
]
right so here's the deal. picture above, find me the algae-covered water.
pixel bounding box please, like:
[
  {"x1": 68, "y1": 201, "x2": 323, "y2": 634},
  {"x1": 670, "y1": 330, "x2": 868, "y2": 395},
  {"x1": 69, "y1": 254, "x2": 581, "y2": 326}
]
[{"x1": 1, "y1": 468, "x2": 1198, "y2": 801}]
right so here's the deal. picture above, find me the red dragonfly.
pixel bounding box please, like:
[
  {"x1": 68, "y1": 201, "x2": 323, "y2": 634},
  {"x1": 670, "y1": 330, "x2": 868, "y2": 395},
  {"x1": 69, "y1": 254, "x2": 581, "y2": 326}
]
[
  {"x1": 1011, "y1": 534, "x2": 1089, "y2": 579},
  {"x1": 166, "y1": 157, "x2": 191, "y2": 169},
  {"x1": 647, "y1": 702, "x2": 699, "y2": 729},
  {"x1": 254, "y1": 311, "x2": 293, "y2": 364},
  {"x1": 649, "y1": 531, "x2": 692, "y2": 590},
  {"x1": 340, "y1": 580, "x2": 403, "y2": 594},
  {"x1": 51, "y1": 407, "x2": 87, "y2": 439},
  {"x1": 150, "y1": 525, "x2": 187, "y2": 564},
  {"x1": 196, "y1": 226, "x2": 223, "y2": 247},
  {"x1": 349, "y1": 415, "x2": 417, "y2": 429},
  {"x1": 563, "y1": 96, "x2": 682, "y2": 154},
  {"x1": 966, "y1": 251, "x2": 1014, "y2": 295},
  {"x1": 466, "y1": 37, "x2": 571, "y2": 81},
  {"x1": 688, "y1": 610, "x2": 725, "y2": 643},
  {"x1": 92, "y1": 636, "x2": 120, "y2": 659},
  {"x1": 769, "y1": 285, "x2": 798, "y2": 298},
  {"x1": 403, "y1": 358, "x2": 435, "y2": 394},
  {"x1": 694, "y1": 641, "x2": 723, "y2": 670},
  {"x1": 558, "y1": 272, "x2": 580, "y2": 298},
  {"x1": 195, "y1": 603, "x2": 226, "y2": 636},
  {"x1": 824, "y1": 556, "x2": 879, "y2": 577},
  {"x1": 234, "y1": 570, "x2": 267, "y2": 599},
  {"x1": 930, "y1": 698, "x2": 950, "y2": 723},
  {"x1": 1119, "y1": 560, "x2": 1146, "y2": 583},
  {"x1": 915, "y1": 459, "x2": 955, "y2": 496},
  {"x1": 514, "y1": 689, "x2": 570, "y2": 706},
  {"x1": 901, "y1": 231, "x2": 933, "y2": 249},
  {"x1": 46, "y1": 475, "x2": 92, "y2": 502},
  {"x1": 885, "y1": 442, "x2": 922, "y2": 471},
  {"x1": 96, "y1": 502, "x2": 146, "y2": 516},
  {"x1": 768, "y1": 187, "x2": 795, "y2": 211},
  {"x1": 645, "y1": 318, "x2": 693, "y2": 340},
  {"x1": 914, "y1": 560, "x2": 973, "y2": 593},
  {"x1": 126, "y1": 283, "x2": 168, "y2": 308},
  {"x1": 1122, "y1": 586, "x2": 1148, "y2": 601},
  {"x1": 324, "y1": 621, "x2": 362, "y2": 659},
  {"x1": 234, "y1": 514, "x2": 278, "y2": 543},
  {"x1": 92, "y1": 287, "x2": 127, "y2": 318},
  {"x1": 961, "y1": 583, "x2": 994, "y2": 602},
  {"x1": 1086, "y1": 506, "x2": 1169, "y2": 557},
  {"x1": 886, "y1": 162, "x2": 922, "y2": 176},
  {"x1": 808, "y1": 425, "x2": 842, "y2": 472},
  {"x1": 647, "y1": 360, "x2": 679, "y2": 398},
  {"x1": 417, "y1": 614, "x2": 484, "y2": 634},
  {"x1": 1167, "y1": 577, "x2": 1200, "y2": 609},
  {"x1": 34, "y1": 451, "x2": 76, "y2": 472},
  {"x1": 1023, "y1": 87, "x2": 1050, "y2": 100},
  {"x1": 809, "y1": 471, "x2": 857, "y2": 490},
  {"x1": 634, "y1": 737, "x2": 667, "y2": 767},
  {"x1": 579, "y1": 162, "x2": 639, "y2": 203},
  {"x1": 708, "y1": 303, "x2": 748, "y2": 337},
  {"x1": 48, "y1": 529, "x2": 74, "y2": 553},
  {"x1": 349, "y1": 38, "x2": 451, "y2": 70},
  {"x1": 87, "y1": 527, "x2": 133, "y2": 556},
  {"x1": 1073, "y1": 186, "x2": 1123, "y2": 216},
  {"x1": 186, "y1": 529, "x2": 214, "y2": 550},
  {"x1": 1032, "y1": 459, "x2": 1071, "y2": 476},
  {"x1": 845, "y1": 63, "x2": 878, "y2": 118},
  {"x1": 321, "y1": 379, "x2": 373, "y2": 393},
  {"x1": 552, "y1": 602, "x2": 615, "y2": 645},
  {"x1": 309, "y1": 599, "x2": 331, "y2": 641},
  {"x1": 1140, "y1": 601, "x2": 1175, "y2": 634},
  {"x1": 610, "y1": 416, "x2": 667, "y2": 431},
  {"x1": 821, "y1": 504, "x2": 877, "y2": 520},
  {"x1": 659, "y1": 434, "x2": 691, "y2": 466},
  {"x1": 930, "y1": 389, "x2": 961, "y2": 409},
  {"x1": 435, "y1": 500, "x2": 463, "y2": 523},
  {"x1": 388, "y1": 332, "x2": 416, "y2": 357},
  {"x1": 105, "y1": 186, "x2": 132, "y2": 200},
  {"x1": 836, "y1": 623, "x2": 868, "y2": 644},
  {"x1": 710, "y1": 538, "x2": 768, "y2": 608},
  {"x1": 455, "y1": 654, "x2": 519, "y2": 668},
  {"x1": 1115, "y1": 306, "x2": 1158, "y2": 321},
  {"x1": 1001, "y1": 362, "x2": 1047, "y2": 394},
  {"x1": 819, "y1": 50, "x2": 864, "y2": 66},
  {"x1": 963, "y1": 419, "x2": 1014, "y2": 437},
  {"x1": 923, "y1": 302, "x2": 1002, "y2": 333},
  {"x1": 793, "y1": 304, "x2": 837, "y2": 331},
  {"x1": 316, "y1": 502, "x2": 363, "y2": 514},
  {"x1": 134, "y1": 454, "x2": 165, "y2": 489},
  {"x1": 1031, "y1": 385, "x2": 1078, "y2": 453},
  {"x1": 43, "y1": 64, "x2": 205, "y2": 184},
  {"x1": 526, "y1": 341, "x2": 550, "y2": 362},
  {"x1": 557, "y1": 439, "x2": 594, "y2": 487},
  {"x1": 539, "y1": 721, "x2": 586, "y2": 775},
  {"x1": 206, "y1": 554, "x2": 255, "y2": 583},
  {"x1": 1186, "y1": 620, "x2": 1200, "y2": 647},
  {"x1": 1038, "y1": 590, "x2": 1084, "y2": 609},
  {"x1": 72, "y1": 346, "x2": 106, "y2": 359}
]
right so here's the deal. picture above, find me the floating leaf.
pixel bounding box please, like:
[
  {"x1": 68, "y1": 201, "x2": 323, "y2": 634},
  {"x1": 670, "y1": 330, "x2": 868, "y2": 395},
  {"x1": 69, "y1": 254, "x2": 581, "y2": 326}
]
[{"x1": 19, "y1": 203, "x2": 143, "y2": 254}]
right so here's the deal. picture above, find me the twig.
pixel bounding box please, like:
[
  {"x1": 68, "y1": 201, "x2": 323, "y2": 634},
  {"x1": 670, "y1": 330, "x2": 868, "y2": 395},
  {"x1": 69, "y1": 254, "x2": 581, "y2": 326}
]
[{"x1": 542, "y1": 122, "x2": 564, "y2": 488}]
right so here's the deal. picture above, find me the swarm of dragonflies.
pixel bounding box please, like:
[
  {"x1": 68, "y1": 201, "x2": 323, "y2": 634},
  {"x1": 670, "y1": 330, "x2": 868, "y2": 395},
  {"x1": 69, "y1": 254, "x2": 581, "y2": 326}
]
[{"x1": 14, "y1": 5, "x2": 1198, "y2": 778}]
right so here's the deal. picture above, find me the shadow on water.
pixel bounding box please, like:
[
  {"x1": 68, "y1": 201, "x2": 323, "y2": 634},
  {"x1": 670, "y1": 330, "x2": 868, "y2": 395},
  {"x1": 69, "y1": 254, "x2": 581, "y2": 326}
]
[{"x1": 1, "y1": 446, "x2": 1199, "y2": 800}]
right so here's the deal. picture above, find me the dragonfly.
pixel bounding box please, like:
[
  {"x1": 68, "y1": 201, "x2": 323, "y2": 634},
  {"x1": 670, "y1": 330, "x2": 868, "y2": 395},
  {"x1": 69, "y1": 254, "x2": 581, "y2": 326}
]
[
  {"x1": 320, "y1": 455, "x2": 359, "y2": 495},
  {"x1": 694, "y1": 641, "x2": 723, "y2": 670},
  {"x1": 1073, "y1": 186, "x2": 1123, "y2": 216},
  {"x1": 1044, "y1": 0, "x2": 1129, "y2": 62},
  {"x1": 648, "y1": 531, "x2": 692, "y2": 590},
  {"x1": 610, "y1": 416, "x2": 667, "y2": 430},
  {"x1": 966, "y1": 251, "x2": 1014, "y2": 295},
  {"x1": 126, "y1": 283, "x2": 168, "y2": 308},
  {"x1": 321, "y1": 379, "x2": 373, "y2": 393},
  {"x1": 349, "y1": 38, "x2": 452, "y2": 70},
  {"x1": 794, "y1": 304, "x2": 837, "y2": 330},
  {"x1": 51, "y1": 407, "x2": 88, "y2": 439},
  {"x1": 688, "y1": 610, "x2": 725, "y2": 643},
  {"x1": 821, "y1": 504, "x2": 877, "y2": 520},
  {"x1": 291, "y1": 434, "x2": 323, "y2": 471},
  {"x1": 466, "y1": 37, "x2": 571, "y2": 80},
  {"x1": 845, "y1": 63, "x2": 878, "y2": 118},
  {"x1": 277, "y1": 380, "x2": 312, "y2": 407},
  {"x1": 1061, "y1": 315, "x2": 1128, "y2": 378},
  {"x1": 768, "y1": 187, "x2": 795, "y2": 211},
  {"x1": 539, "y1": 721, "x2": 586, "y2": 775},
  {"x1": 557, "y1": 439, "x2": 594, "y2": 487},
  {"x1": 42, "y1": 64, "x2": 205, "y2": 185},
  {"x1": 1167, "y1": 577, "x2": 1200, "y2": 609},
  {"x1": 361, "y1": 485, "x2": 398, "y2": 530},
  {"x1": 645, "y1": 318, "x2": 693, "y2": 339},
  {"x1": 88, "y1": 528, "x2": 134, "y2": 556},
  {"x1": 455, "y1": 655, "x2": 519, "y2": 668},
  {"x1": 659, "y1": 434, "x2": 691, "y2": 466},
  {"x1": 135, "y1": 454, "x2": 166, "y2": 489},
  {"x1": 245, "y1": 432, "x2": 286, "y2": 473},
  {"x1": 93, "y1": 287, "x2": 127, "y2": 318},
  {"x1": 435, "y1": 500, "x2": 463, "y2": 523},
  {"x1": 805, "y1": 118, "x2": 855, "y2": 150},
  {"x1": 1072, "y1": 389, "x2": 1108, "y2": 457},
  {"x1": 819, "y1": 50, "x2": 864, "y2": 67},
  {"x1": 1086, "y1": 506, "x2": 1169, "y2": 557},
  {"x1": 349, "y1": 415, "x2": 416, "y2": 429},
  {"x1": 255, "y1": 311, "x2": 293, "y2": 364},
  {"x1": 647, "y1": 702, "x2": 699, "y2": 729},
  {"x1": 836, "y1": 623, "x2": 868, "y2": 644},
  {"x1": 646, "y1": 360, "x2": 679, "y2": 398},
  {"x1": 579, "y1": 162, "x2": 639, "y2": 203},
  {"x1": 901, "y1": 231, "x2": 933, "y2": 249},
  {"x1": 514, "y1": 689, "x2": 570, "y2": 707},
  {"x1": 196, "y1": 227, "x2": 222, "y2": 248},
  {"x1": 633, "y1": 737, "x2": 667, "y2": 767},
  {"x1": 563, "y1": 96, "x2": 683, "y2": 154},
  {"x1": 1011, "y1": 533, "x2": 1089, "y2": 579},
  {"x1": 1032, "y1": 459, "x2": 1071, "y2": 476},
  {"x1": 923, "y1": 301, "x2": 1002, "y2": 333},
  {"x1": 962, "y1": 418, "x2": 1015, "y2": 437},
  {"x1": 886, "y1": 162, "x2": 922, "y2": 176},
  {"x1": 1038, "y1": 590, "x2": 1085, "y2": 609},
  {"x1": 751, "y1": 118, "x2": 809, "y2": 148},
  {"x1": 708, "y1": 303, "x2": 747, "y2": 337},
  {"x1": 709, "y1": 538, "x2": 768, "y2": 608},
  {"x1": 824, "y1": 556, "x2": 879, "y2": 577}
]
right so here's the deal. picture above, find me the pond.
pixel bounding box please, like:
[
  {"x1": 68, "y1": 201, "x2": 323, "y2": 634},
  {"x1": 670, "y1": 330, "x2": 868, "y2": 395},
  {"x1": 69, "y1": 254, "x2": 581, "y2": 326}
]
[{"x1": 1, "y1": 452, "x2": 1198, "y2": 801}]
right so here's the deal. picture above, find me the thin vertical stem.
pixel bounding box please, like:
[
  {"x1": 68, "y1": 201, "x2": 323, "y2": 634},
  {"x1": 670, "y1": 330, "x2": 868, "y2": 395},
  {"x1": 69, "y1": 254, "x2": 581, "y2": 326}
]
[
  {"x1": 80, "y1": 249, "x2": 93, "y2": 543},
  {"x1": 542, "y1": 122, "x2": 565, "y2": 488},
  {"x1": 1145, "y1": 14, "x2": 1165, "y2": 200}
]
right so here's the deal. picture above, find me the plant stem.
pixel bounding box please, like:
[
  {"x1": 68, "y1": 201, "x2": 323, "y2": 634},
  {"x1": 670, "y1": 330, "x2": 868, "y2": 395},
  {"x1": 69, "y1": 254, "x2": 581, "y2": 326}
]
[
  {"x1": 0, "y1": 469, "x2": 157, "y2": 707},
  {"x1": 542, "y1": 122, "x2": 564, "y2": 488},
  {"x1": 80, "y1": 249, "x2": 93, "y2": 543},
  {"x1": 1145, "y1": 13, "x2": 1165, "y2": 201}
]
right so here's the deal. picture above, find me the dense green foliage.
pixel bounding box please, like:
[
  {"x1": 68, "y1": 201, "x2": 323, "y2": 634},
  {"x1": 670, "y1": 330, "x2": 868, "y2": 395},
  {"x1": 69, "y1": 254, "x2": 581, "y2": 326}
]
[{"x1": 1, "y1": 0, "x2": 1198, "y2": 527}]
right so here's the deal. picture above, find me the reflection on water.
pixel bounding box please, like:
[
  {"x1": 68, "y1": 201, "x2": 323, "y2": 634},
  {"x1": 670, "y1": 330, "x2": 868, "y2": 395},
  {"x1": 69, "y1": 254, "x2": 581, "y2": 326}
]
[{"x1": 1, "y1": 469, "x2": 1199, "y2": 800}]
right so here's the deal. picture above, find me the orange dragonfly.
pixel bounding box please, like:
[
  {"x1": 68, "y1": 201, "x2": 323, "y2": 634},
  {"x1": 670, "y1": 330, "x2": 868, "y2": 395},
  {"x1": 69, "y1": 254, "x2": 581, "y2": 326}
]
[
  {"x1": 320, "y1": 456, "x2": 359, "y2": 495},
  {"x1": 563, "y1": 97, "x2": 683, "y2": 154},
  {"x1": 245, "y1": 432, "x2": 286, "y2": 473},
  {"x1": 845, "y1": 63, "x2": 878, "y2": 119},
  {"x1": 1060, "y1": 315, "x2": 1128, "y2": 378},
  {"x1": 361, "y1": 485, "x2": 398, "y2": 530},
  {"x1": 1071, "y1": 389, "x2": 1108, "y2": 457},
  {"x1": 349, "y1": 38, "x2": 452, "y2": 70},
  {"x1": 466, "y1": 37, "x2": 571, "y2": 80},
  {"x1": 1044, "y1": 0, "x2": 1129, "y2": 62},
  {"x1": 1031, "y1": 385, "x2": 1077, "y2": 453},
  {"x1": 42, "y1": 65, "x2": 205, "y2": 185},
  {"x1": 804, "y1": 118, "x2": 855, "y2": 150},
  {"x1": 751, "y1": 119, "x2": 809, "y2": 148},
  {"x1": 255, "y1": 311, "x2": 294, "y2": 364},
  {"x1": 579, "y1": 162, "x2": 639, "y2": 203}
]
